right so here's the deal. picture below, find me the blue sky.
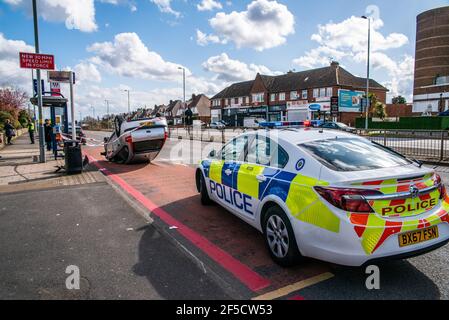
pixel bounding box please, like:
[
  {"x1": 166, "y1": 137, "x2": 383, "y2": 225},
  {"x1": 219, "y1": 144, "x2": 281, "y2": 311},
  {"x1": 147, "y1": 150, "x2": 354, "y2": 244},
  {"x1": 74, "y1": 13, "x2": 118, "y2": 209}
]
[{"x1": 1, "y1": 0, "x2": 448, "y2": 117}]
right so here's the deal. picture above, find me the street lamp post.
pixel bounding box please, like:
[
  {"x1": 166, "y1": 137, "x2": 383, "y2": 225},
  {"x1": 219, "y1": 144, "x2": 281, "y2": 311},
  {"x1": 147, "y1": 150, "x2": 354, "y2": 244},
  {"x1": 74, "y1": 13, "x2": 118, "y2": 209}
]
[
  {"x1": 362, "y1": 15, "x2": 371, "y2": 130},
  {"x1": 123, "y1": 90, "x2": 130, "y2": 114},
  {"x1": 32, "y1": 0, "x2": 45, "y2": 163},
  {"x1": 105, "y1": 99, "x2": 110, "y2": 130}
]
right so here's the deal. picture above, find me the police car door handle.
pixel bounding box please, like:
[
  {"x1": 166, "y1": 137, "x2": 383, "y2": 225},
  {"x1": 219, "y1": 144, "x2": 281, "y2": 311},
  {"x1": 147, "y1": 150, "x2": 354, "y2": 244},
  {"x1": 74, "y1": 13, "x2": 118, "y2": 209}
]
[
  {"x1": 256, "y1": 175, "x2": 267, "y2": 183},
  {"x1": 225, "y1": 169, "x2": 232, "y2": 176}
]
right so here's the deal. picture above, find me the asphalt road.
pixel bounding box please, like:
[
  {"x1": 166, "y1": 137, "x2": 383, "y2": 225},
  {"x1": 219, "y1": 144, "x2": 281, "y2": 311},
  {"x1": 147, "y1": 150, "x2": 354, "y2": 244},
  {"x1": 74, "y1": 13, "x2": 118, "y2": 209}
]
[
  {"x1": 84, "y1": 130, "x2": 449, "y2": 300},
  {"x1": 0, "y1": 180, "x2": 229, "y2": 300}
]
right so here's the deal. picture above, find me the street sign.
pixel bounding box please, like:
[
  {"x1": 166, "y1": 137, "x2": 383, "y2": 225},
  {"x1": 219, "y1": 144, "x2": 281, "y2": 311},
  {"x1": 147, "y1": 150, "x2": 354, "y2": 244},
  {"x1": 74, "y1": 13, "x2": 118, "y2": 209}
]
[
  {"x1": 48, "y1": 70, "x2": 73, "y2": 83},
  {"x1": 331, "y1": 96, "x2": 339, "y2": 116},
  {"x1": 19, "y1": 52, "x2": 54, "y2": 70},
  {"x1": 50, "y1": 81, "x2": 61, "y2": 96},
  {"x1": 33, "y1": 79, "x2": 45, "y2": 95}
]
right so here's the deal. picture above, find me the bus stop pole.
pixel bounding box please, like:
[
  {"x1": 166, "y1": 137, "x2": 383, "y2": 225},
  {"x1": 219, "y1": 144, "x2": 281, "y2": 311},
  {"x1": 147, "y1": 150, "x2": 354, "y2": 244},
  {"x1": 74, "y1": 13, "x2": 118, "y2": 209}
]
[
  {"x1": 70, "y1": 72, "x2": 76, "y2": 145},
  {"x1": 32, "y1": 0, "x2": 45, "y2": 163}
]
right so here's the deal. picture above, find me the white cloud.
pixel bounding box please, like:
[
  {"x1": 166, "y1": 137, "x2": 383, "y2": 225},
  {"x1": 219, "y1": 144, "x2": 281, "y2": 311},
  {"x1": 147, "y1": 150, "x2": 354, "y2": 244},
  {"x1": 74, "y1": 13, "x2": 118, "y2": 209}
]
[
  {"x1": 4, "y1": 0, "x2": 98, "y2": 32},
  {"x1": 150, "y1": 0, "x2": 180, "y2": 18},
  {"x1": 74, "y1": 61, "x2": 102, "y2": 83},
  {"x1": 0, "y1": 33, "x2": 36, "y2": 92},
  {"x1": 208, "y1": 0, "x2": 295, "y2": 51},
  {"x1": 202, "y1": 53, "x2": 280, "y2": 82},
  {"x1": 197, "y1": 0, "x2": 222, "y2": 11},
  {"x1": 87, "y1": 32, "x2": 190, "y2": 81},
  {"x1": 196, "y1": 29, "x2": 226, "y2": 46},
  {"x1": 293, "y1": 16, "x2": 412, "y2": 101}
]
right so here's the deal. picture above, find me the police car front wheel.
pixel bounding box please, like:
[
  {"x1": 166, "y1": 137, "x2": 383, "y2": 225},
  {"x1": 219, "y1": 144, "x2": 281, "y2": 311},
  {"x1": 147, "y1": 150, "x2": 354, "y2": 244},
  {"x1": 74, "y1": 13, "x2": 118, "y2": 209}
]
[
  {"x1": 197, "y1": 171, "x2": 212, "y2": 205},
  {"x1": 263, "y1": 206, "x2": 302, "y2": 267}
]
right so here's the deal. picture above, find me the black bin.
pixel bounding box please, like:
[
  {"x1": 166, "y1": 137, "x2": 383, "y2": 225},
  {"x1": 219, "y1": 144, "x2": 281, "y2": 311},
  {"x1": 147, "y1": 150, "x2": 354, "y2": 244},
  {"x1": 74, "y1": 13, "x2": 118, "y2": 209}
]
[{"x1": 64, "y1": 140, "x2": 83, "y2": 175}]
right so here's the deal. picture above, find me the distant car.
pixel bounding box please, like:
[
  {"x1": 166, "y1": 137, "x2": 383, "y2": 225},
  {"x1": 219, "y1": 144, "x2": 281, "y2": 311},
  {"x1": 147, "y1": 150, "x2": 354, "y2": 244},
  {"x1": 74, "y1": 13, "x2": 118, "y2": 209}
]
[
  {"x1": 210, "y1": 122, "x2": 225, "y2": 130},
  {"x1": 102, "y1": 116, "x2": 168, "y2": 164},
  {"x1": 219, "y1": 120, "x2": 231, "y2": 127},
  {"x1": 439, "y1": 110, "x2": 449, "y2": 116},
  {"x1": 67, "y1": 126, "x2": 87, "y2": 145},
  {"x1": 320, "y1": 122, "x2": 356, "y2": 133}
]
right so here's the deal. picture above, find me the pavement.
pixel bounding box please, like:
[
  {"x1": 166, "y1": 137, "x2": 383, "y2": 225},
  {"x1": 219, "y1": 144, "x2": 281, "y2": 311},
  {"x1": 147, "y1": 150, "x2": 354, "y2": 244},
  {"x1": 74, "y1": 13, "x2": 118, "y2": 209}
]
[{"x1": 0, "y1": 134, "x2": 229, "y2": 300}]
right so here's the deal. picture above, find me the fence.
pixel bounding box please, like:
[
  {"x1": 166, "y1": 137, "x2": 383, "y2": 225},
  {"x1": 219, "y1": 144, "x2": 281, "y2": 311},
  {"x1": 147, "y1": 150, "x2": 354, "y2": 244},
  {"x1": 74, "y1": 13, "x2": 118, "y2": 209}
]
[
  {"x1": 355, "y1": 129, "x2": 449, "y2": 163},
  {"x1": 168, "y1": 126, "x2": 449, "y2": 164}
]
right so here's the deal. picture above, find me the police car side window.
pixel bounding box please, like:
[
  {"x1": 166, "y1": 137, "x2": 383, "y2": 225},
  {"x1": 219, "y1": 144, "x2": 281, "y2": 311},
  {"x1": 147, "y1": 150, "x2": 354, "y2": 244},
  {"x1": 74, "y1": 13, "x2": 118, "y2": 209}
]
[
  {"x1": 246, "y1": 137, "x2": 289, "y2": 169},
  {"x1": 221, "y1": 136, "x2": 247, "y2": 161}
]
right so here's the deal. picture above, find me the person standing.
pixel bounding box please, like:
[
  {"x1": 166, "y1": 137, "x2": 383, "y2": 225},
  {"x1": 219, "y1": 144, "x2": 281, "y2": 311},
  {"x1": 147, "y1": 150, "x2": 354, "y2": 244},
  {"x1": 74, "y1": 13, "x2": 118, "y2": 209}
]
[
  {"x1": 44, "y1": 119, "x2": 52, "y2": 151},
  {"x1": 27, "y1": 119, "x2": 35, "y2": 144},
  {"x1": 4, "y1": 119, "x2": 15, "y2": 145}
]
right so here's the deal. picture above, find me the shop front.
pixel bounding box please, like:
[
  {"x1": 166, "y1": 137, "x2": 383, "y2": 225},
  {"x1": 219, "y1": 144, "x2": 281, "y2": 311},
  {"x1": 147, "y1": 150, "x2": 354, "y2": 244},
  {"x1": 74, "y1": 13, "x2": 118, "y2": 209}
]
[
  {"x1": 222, "y1": 106, "x2": 268, "y2": 127},
  {"x1": 287, "y1": 101, "x2": 331, "y2": 122},
  {"x1": 268, "y1": 105, "x2": 287, "y2": 122}
]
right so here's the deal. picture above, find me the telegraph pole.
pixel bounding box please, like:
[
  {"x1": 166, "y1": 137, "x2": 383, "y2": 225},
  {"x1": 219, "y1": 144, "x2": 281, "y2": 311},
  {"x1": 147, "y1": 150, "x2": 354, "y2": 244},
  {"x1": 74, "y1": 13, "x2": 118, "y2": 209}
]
[{"x1": 32, "y1": 0, "x2": 45, "y2": 162}]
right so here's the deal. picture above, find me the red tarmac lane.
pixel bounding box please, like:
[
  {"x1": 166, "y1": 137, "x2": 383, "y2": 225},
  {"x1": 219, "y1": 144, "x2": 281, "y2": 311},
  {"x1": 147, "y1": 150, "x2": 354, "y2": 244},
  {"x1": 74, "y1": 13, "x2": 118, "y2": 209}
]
[{"x1": 83, "y1": 146, "x2": 332, "y2": 300}]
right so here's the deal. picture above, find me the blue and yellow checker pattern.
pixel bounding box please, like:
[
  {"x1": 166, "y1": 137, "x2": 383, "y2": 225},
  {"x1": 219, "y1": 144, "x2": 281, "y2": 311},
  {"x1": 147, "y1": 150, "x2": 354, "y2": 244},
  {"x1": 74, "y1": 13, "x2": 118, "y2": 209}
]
[{"x1": 201, "y1": 160, "x2": 340, "y2": 233}]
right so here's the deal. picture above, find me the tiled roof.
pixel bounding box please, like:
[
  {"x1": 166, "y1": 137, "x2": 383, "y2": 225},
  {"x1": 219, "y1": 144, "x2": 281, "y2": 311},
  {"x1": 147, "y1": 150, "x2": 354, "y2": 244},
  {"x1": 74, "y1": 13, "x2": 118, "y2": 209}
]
[{"x1": 211, "y1": 63, "x2": 388, "y2": 99}]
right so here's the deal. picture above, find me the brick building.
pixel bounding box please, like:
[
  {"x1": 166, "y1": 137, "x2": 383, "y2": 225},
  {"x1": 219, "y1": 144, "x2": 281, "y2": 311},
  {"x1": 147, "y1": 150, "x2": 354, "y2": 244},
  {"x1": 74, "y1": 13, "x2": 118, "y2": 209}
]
[
  {"x1": 210, "y1": 61, "x2": 388, "y2": 127},
  {"x1": 413, "y1": 6, "x2": 449, "y2": 114}
]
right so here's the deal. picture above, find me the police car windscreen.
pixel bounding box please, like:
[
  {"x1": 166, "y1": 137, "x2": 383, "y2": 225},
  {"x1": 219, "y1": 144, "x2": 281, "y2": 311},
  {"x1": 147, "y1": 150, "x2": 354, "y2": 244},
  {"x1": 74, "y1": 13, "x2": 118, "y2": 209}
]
[{"x1": 299, "y1": 138, "x2": 411, "y2": 172}]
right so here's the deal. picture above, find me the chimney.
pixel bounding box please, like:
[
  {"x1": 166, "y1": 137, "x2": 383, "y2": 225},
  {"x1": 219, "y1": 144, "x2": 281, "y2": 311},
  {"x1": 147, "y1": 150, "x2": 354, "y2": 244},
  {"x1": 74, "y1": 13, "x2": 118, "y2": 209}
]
[{"x1": 330, "y1": 61, "x2": 339, "y2": 67}]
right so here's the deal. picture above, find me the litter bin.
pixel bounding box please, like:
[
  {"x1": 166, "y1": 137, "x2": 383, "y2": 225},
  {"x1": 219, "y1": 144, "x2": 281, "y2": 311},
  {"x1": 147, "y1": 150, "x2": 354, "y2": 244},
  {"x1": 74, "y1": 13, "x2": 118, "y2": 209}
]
[{"x1": 64, "y1": 140, "x2": 83, "y2": 175}]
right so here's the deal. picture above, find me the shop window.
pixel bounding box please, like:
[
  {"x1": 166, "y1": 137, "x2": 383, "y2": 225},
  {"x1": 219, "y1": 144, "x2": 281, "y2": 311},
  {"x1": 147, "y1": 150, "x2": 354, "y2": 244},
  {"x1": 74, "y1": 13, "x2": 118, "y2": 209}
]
[{"x1": 302, "y1": 90, "x2": 308, "y2": 99}]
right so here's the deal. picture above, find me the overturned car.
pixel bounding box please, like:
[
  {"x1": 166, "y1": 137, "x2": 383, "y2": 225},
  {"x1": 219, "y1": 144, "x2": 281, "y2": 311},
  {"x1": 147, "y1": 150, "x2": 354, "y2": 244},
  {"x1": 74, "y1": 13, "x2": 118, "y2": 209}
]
[{"x1": 102, "y1": 115, "x2": 168, "y2": 164}]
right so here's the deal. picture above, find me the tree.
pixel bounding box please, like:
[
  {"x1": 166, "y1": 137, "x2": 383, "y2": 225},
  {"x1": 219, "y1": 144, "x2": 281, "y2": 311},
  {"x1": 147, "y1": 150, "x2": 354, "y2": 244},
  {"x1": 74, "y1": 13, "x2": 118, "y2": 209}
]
[
  {"x1": 368, "y1": 93, "x2": 388, "y2": 120},
  {"x1": 392, "y1": 95, "x2": 407, "y2": 104},
  {"x1": 0, "y1": 87, "x2": 28, "y2": 119}
]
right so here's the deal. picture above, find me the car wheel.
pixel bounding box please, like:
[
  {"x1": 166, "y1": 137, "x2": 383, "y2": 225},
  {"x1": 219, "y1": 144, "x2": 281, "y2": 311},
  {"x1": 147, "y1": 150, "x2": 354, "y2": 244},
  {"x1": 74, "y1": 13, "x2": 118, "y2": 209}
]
[
  {"x1": 116, "y1": 146, "x2": 129, "y2": 164},
  {"x1": 197, "y1": 171, "x2": 212, "y2": 205},
  {"x1": 263, "y1": 206, "x2": 302, "y2": 267}
]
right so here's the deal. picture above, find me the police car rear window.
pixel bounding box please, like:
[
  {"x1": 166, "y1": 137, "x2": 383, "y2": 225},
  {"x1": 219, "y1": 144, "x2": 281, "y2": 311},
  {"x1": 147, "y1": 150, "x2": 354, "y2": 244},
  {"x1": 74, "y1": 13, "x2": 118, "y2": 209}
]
[{"x1": 299, "y1": 138, "x2": 411, "y2": 171}]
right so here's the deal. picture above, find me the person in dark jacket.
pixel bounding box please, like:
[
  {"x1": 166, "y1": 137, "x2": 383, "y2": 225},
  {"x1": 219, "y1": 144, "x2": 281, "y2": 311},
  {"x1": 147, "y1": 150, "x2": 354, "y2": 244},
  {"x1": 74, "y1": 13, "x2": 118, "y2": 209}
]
[
  {"x1": 27, "y1": 119, "x2": 35, "y2": 144},
  {"x1": 44, "y1": 119, "x2": 52, "y2": 151},
  {"x1": 4, "y1": 119, "x2": 15, "y2": 145}
]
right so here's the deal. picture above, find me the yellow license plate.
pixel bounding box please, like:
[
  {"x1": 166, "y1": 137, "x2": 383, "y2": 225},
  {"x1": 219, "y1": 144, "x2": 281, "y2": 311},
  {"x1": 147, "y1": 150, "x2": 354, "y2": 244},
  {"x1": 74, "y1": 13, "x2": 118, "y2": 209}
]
[{"x1": 398, "y1": 226, "x2": 439, "y2": 247}]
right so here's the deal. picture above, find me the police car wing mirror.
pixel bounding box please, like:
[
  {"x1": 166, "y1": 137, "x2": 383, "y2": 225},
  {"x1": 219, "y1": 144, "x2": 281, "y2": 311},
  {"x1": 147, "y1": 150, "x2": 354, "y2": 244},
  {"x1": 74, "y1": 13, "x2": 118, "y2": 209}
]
[
  {"x1": 209, "y1": 150, "x2": 216, "y2": 158},
  {"x1": 103, "y1": 137, "x2": 108, "y2": 143}
]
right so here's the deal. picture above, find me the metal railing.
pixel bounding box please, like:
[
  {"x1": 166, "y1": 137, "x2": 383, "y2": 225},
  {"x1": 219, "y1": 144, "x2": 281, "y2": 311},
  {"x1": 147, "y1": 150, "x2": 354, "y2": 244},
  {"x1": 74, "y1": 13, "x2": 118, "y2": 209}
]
[
  {"x1": 167, "y1": 126, "x2": 449, "y2": 164},
  {"x1": 355, "y1": 129, "x2": 449, "y2": 163}
]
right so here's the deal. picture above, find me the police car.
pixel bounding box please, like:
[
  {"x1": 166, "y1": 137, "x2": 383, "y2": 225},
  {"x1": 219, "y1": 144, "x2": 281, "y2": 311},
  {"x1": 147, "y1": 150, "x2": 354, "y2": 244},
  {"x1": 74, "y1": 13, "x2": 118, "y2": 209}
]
[{"x1": 196, "y1": 124, "x2": 449, "y2": 267}]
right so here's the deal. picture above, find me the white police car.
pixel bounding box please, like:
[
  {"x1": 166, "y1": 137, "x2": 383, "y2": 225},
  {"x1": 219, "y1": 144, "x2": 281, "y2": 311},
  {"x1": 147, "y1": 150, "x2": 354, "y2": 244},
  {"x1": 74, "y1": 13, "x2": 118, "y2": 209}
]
[{"x1": 196, "y1": 126, "x2": 449, "y2": 267}]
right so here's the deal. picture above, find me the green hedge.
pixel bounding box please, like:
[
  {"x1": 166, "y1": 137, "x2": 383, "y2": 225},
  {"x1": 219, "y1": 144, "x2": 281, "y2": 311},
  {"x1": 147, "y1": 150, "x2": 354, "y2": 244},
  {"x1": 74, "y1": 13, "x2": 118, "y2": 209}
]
[{"x1": 355, "y1": 117, "x2": 449, "y2": 130}]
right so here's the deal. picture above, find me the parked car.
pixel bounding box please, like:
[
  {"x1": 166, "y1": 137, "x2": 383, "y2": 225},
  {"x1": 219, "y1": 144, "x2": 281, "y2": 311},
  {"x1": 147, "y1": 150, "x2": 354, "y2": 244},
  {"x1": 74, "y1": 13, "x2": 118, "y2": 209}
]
[
  {"x1": 196, "y1": 127, "x2": 449, "y2": 266},
  {"x1": 320, "y1": 122, "x2": 356, "y2": 133},
  {"x1": 102, "y1": 115, "x2": 168, "y2": 164},
  {"x1": 210, "y1": 122, "x2": 225, "y2": 130},
  {"x1": 219, "y1": 120, "x2": 231, "y2": 127},
  {"x1": 438, "y1": 110, "x2": 449, "y2": 116}
]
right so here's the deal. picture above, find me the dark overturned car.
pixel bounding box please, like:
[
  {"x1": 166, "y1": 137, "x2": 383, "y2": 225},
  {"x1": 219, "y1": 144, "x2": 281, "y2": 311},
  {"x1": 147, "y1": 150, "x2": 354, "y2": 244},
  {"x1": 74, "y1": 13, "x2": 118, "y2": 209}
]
[{"x1": 102, "y1": 115, "x2": 168, "y2": 164}]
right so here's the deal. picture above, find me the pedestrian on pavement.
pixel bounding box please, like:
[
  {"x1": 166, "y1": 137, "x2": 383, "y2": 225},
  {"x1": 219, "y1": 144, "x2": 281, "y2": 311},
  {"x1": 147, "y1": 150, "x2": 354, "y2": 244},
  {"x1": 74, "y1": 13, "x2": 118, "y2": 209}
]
[
  {"x1": 27, "y1": 118, "x2": 35, "y2": 144},
  {"x1": 44, "y1": 119, "x2": 52, "y2": 151},
  {"x1": 4, "y1": 119, "x2": 15, "y2": 145}
]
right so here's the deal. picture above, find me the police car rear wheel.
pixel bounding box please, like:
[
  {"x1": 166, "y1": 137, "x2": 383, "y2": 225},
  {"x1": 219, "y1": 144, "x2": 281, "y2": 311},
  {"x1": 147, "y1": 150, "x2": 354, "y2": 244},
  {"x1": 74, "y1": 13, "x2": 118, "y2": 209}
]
[{"x1": 263, "y1": 206, "x2": 301, "y2": 267}]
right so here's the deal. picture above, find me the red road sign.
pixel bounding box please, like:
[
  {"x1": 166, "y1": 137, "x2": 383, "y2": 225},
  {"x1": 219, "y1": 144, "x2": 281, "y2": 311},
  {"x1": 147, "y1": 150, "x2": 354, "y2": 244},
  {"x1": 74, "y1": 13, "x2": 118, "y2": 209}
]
[{"x1": 19, "y1": 52, "x2": 55, "y2": 70}]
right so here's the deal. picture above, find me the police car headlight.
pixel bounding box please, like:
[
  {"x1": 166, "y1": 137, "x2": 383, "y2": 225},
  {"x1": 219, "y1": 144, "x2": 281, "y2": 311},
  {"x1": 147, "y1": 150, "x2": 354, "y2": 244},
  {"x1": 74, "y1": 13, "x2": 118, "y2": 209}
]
[{"x1": 314, "y1": 187, "x2": 382, "y2": 213}]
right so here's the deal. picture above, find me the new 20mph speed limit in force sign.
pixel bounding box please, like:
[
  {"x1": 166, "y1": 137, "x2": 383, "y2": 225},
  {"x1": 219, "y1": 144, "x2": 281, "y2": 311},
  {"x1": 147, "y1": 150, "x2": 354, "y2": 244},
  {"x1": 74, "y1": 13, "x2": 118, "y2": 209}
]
[{"x1": 19, "y1": 52, "x2": 55, "y2": 70}]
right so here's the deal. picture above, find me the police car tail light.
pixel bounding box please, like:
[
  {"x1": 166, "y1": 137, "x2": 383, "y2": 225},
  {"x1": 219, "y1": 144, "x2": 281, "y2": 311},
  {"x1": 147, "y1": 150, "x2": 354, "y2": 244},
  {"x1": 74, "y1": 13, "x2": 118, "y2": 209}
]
[
  {"x1": 125, "y1": 135, "x2": 133, "y2": 143},
  {"x1": 435, "y1": 174, "x2": 446, "y2": 199},
  {"x1": 314, "y1": 187, "x2": 382, "y2": 213}
]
